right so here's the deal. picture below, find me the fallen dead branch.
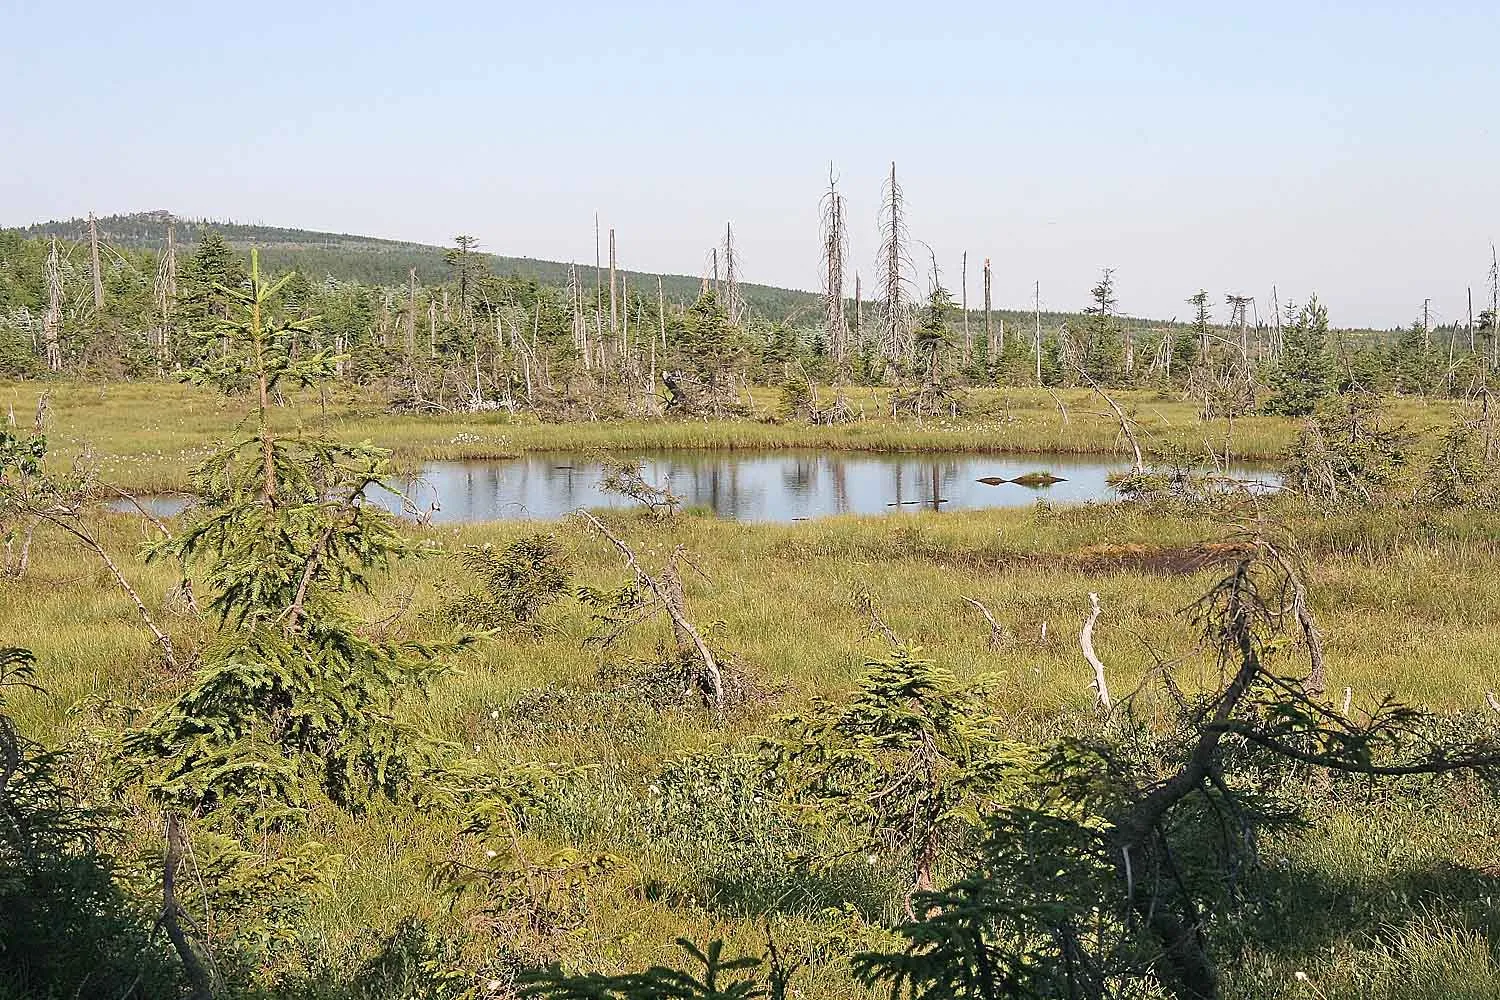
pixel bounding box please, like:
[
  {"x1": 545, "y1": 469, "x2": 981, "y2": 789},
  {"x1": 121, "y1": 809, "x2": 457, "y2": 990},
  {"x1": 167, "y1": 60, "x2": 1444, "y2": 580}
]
[
  {"x1": 576, "y1": 510, "x2": 723, "y2": 711},
  {"x1": 856, "y1": 589, "x2": 902, "y2": 648},
  {"x1": 961, "y1": 596, "x2": 1005, "y2": 648},
  {"x1": 1080, "y1": 592, "x2": 1112, "y2": 711}
]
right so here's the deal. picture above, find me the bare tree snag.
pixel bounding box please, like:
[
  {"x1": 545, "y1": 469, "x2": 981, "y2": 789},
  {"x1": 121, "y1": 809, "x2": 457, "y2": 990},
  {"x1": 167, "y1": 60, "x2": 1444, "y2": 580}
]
[
  {"x1": 162, "y1": 813, "x2": 215, "y2": 1000},
  {"x1": 153, "y1": 223, "x2": 178, "y2": 371},
  {"x1": 961, "y1": 596, "x2": 1004, "y2": 648},
  {"x1": 961, "y1": 251, "x2": 970, "y2": 361},
  {"x1": 1034, "y1": 281, "x2": 1043, "y2": 382},
  {"x1": 621, "y1": 272, "x2": 629, "y2": 365},
  {"x1": 43, "y1": 237, "x2": 62, "y2": 372},
  {"x1": 857, "y1": 589, "x2": 901, "y2": 648},
  {"x1": 405, "y1": 269, "x2": 417, "y2": 363},
  {"x1": 821, "y1": 167, "x2": 849, "y2": 375},
  {"x1": 723, "y1": 222, "x2": 744, "y2": 326},
  {"x1": 1469, "y1": 286, "x2": 1476, "y2": 354},
  {"x1": 1080, "y1": 592, "x2": 1112, "y2": 711},
  {"x1": 983, "y1": 257, "x2": 994, "y2": 360},
  {"x1": 87, "y1": 212, "x2": 104, "y2": 312},
  {"x1": 877, "y1": 162, "x2": 913, "y2": 363},
  {"x1": 658, "y1": 275, "x2": 667, "y2": 350},
  {"x1": 39, "y1": 511, "x2": 178, "y2": 671},
  {"x1": 1257, "y1": 540, "x2": 1326, "y2": 696},
  {"x1": 609, "y1": 227, "x2": 618, "y2": 343},
  {"x1": 1043, "y1": 385, "x2": 1072, "y2": 426},
  {"x1": 577, "y1": 511, "x2": 723, "y2": 711},
  {"x1": 1490, "y1": 244, "x2": 1499, "y2": 371},
  {"x1": 1072, "y1": 365, "x2": 1145, "y2": 472}
]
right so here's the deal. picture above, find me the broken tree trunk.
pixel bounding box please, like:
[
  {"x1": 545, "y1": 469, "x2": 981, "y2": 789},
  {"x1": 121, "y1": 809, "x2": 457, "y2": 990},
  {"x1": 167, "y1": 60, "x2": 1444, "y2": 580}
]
[
  {"x1": 1080, "y1": 592, "x2": 1112, "y2": 711},
  {"x1": 577, "y1": 511, "x2": 723, "y2": 711},
  {"x1": 962, "y1": 596, "x2": 1004, "y2": 648},
  {"x1": 162, "y1": 813, "x2": 215, "y2": 1000},
  {"x1": 43, "y1": 237, "x2": 62, "y2": 371},
  {"x1": 88, "y1": 212, "x2": 104, "y2": 312}
]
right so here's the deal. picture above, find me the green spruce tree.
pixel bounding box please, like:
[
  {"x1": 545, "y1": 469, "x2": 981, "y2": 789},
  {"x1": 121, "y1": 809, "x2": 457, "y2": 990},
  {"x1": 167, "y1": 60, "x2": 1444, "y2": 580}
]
[{"x1": 1264, "y1": 295, "x2": 1333, "y2": 415}]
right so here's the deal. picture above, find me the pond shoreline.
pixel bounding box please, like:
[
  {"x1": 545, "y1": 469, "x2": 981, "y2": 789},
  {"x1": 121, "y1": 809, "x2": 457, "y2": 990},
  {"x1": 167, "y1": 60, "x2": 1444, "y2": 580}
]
[{"x1": 111, "y1": 448, "x2": 1280, "y2": 525}]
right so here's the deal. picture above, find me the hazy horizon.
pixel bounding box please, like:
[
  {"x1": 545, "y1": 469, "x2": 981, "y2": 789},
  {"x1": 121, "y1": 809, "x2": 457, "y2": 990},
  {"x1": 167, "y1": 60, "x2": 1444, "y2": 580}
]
[{"x1": 5, "y1": 0, "x2": 1497, "y2": 328}]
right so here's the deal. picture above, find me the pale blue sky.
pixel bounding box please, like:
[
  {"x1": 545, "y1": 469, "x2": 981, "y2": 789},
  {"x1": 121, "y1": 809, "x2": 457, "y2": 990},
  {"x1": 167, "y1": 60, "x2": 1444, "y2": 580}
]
[{"x1": 3, "y1": 0, "x2": 1497, "y2": 327}]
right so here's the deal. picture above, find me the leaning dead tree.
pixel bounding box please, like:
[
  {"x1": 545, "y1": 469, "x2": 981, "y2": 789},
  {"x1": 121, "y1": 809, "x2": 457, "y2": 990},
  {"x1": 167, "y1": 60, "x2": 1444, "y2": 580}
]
[
  {"x1": 576, "y1": 510, "x2": 724, "y2": 711},
  {"x1": 820, "y1": 167, "x2": 850, "y2": 374},
  {"x1": 876, "y1": 161, "x2": 915, "y2": 365},
  {"x1": 1071, "y1": 361, "x2": 1146, "y2": 472},
  {"x1": 962, "y1": 596, "x2": 1005, "y2": 648}
]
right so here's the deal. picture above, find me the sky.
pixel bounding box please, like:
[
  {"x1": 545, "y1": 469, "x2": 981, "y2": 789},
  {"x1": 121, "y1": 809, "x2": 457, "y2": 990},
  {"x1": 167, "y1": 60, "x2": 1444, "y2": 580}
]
[{"x1": 3, "y1": 0, "x2": 1497, "y2": 328}]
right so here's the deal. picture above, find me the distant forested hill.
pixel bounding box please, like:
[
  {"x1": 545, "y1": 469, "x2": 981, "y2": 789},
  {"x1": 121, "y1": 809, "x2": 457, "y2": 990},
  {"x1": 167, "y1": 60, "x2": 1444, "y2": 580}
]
[
  {"x1": 12, "y1": 212, "x2": 1404, "y2": 343},
  {"x1": 12, "y1": 211, "x2": 822, "y2": 320}
]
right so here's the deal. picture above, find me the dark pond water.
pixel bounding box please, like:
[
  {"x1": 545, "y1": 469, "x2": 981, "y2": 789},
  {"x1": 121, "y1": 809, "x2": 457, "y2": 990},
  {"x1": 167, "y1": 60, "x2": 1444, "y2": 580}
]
[{"x1": 111, "y1": 451, "x2": 1277, "y2": 525}]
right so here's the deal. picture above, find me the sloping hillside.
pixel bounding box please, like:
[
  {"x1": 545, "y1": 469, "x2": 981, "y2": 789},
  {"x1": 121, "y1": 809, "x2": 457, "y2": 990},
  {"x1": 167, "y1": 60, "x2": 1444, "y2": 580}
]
[{"x1": 14, "y1": 212, "x2": 822, "y2": 319}]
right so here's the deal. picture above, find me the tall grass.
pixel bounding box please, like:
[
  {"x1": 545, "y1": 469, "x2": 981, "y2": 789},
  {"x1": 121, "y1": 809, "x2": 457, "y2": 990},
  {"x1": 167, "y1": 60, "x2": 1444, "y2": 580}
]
[
  {"x1": 7, "y1": 380, "x2": 1453, "y2": 491},
  {"x1": 0, "y1": 381, "x2": 1494, "y2": 997}
]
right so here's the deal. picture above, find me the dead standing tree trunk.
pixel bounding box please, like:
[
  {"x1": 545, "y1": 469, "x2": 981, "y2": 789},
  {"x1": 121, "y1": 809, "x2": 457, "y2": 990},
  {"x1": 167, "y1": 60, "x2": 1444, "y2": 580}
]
[
  {"x1": 87, "y1": 212, "x2": 104, "y2": 314},
  {"x1": 43, "y1": 236, "x2": 63, "y2": 372},
  {"x1": 1034, "y1": 281, "x2": 1044, "y2": 383},
  {"x1": 821, "y1": 167, "x2": 849, "y2": 376},
  {"x1": 961, "y1": 251, "x2": 970, "y2": 363},
  {"x1": 609, "y1": 227, "x2": 618, "y2": 348},
  {"x1": 155, "y1": 223, "x2": 178, "y2": 370},
  {"x1": 877, "y1": 162, "x2": 914, "y2": 366},
  {"x1": 1490, "y1": 244, "x2": 1499, "y2": 372},
  {"x1": 983, "y1": 257, "x2": 995, "y2": 362},
  {"x1": 723, "y1": 222, "x2": 744, "y2": 326},
  {"x1": 405, "y1": 269, "x2": 417, "y2": 368}
]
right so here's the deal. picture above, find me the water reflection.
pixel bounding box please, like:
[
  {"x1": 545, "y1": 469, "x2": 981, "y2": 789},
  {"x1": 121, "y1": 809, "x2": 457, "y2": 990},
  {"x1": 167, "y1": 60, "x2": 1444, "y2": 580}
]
[
  {"x1": 369, "y1": 451, "x2": 1276, "y2": 524},
  {"x1": 110, "y1": 451, "x2": 1277, "y2": 524}
]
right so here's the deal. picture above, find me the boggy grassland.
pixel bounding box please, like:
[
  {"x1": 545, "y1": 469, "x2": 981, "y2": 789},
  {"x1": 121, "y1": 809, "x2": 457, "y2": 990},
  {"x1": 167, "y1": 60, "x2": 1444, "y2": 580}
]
[
  {"x1": 5, "y1": 381, "x2": 1460, "y2": 492},
  {"x1": 4, "y1": 381, "x2": 1500, "y2": 1000}
]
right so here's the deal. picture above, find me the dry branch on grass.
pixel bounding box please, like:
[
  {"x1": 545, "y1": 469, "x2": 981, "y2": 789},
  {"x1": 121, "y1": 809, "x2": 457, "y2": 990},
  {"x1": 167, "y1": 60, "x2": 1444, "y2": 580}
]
[
  {"x1": 961, "y1": 596, "x2": 1005, "y2": 648},
  {"x1": 856, "y1": 590, "x2": 902, "y2": 648},
  {"x1": 575, "y1": 510, "x2": 723, "y2": 711},
  {"x1": 1080, "y1": 591, "x2": 1112, "y2": 711}
]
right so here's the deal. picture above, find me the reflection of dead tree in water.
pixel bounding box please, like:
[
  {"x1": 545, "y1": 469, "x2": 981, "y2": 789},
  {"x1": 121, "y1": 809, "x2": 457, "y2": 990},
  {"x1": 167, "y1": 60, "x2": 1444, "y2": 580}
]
[{"x1": 597, "y1": 456, "x2": 680, "y2": 517}]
